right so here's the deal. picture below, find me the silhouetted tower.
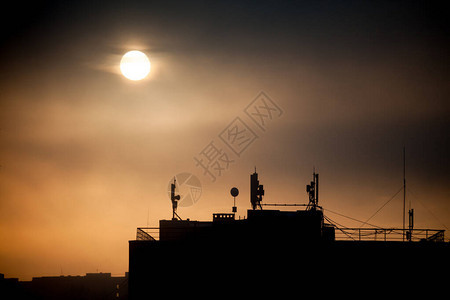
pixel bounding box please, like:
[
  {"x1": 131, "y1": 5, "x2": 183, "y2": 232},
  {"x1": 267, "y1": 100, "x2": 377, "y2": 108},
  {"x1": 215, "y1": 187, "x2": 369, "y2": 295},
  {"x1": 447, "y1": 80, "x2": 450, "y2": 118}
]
[
  {"x1": 170, "y1": 178, "x2": 181, "y2": 220},
  {"x1": 407, "y1": 208, "x2": 414, "y2": 241},
  {"x1": 306, "y1": 172, "x2": 319, "y2": 211},
  {"x1": 403, "y1": 147, "x2": 409, "y2": 241},
  {"x1": 250, "y1": 169, "x2": 264, "y2": 210}
]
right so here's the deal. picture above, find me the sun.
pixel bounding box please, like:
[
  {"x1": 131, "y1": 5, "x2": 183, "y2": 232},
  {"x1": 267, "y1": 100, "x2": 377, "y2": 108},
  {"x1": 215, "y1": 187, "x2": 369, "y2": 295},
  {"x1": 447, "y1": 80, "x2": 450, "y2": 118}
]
[{"x1": 120, "y1": 50, "x2": 151, "y2": 81}]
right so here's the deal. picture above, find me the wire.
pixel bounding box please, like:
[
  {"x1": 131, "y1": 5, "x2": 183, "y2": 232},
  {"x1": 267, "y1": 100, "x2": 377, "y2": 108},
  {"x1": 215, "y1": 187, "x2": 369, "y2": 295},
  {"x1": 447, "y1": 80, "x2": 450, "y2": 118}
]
[
  {"x1": 323, "y1": 208, "x2": 382, "y2": 229},
  {"x1": 324, "y1": 214, "x2": 349, "y2": 230},
  {"x1": 407, "y1": 187, "x2": 449, "y2": 231},
  {"x1": 359, "y1": 186, "x2": 403, "y2": 228},
  {"x1": 324, "y1": 215, "x2": 355, "y2": 240}
]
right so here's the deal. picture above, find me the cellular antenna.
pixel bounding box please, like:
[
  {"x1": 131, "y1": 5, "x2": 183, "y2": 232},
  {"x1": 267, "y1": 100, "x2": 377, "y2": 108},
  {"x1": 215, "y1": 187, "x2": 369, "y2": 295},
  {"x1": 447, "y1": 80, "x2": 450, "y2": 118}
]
[
  {"x1": 250, "y1": 169, "x2": 264, "y2": 210},
  {"x1": 171, "y1": 178, "x2": 181, "y2": 220},
  {"x1": 306, "y1": 170, "x2": 319, "y2": 211}
]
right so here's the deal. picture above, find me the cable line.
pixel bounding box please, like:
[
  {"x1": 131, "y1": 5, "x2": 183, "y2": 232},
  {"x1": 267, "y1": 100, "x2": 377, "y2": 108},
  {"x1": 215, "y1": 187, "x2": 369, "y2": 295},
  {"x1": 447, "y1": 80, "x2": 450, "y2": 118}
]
[
  {"x1": 323, "y1": 208, "x2": 381, "y2": 229},
  {"x1": 407, "y1": 187, "x2": 449, "y2": 231},
  {"x1": 324, "y1": 215, "x2": 355, "y2": 240},
  {"x1": 359, "y1": 186, "x2": 403, "y2": 228}
]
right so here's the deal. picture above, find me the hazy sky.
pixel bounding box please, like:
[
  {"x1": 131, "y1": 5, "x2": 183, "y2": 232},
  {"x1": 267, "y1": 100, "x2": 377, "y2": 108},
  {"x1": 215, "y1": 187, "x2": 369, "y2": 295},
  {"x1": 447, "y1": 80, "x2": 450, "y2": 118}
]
[{"x1": 1, "y1": 0, "x2": 449, "y2": 280}]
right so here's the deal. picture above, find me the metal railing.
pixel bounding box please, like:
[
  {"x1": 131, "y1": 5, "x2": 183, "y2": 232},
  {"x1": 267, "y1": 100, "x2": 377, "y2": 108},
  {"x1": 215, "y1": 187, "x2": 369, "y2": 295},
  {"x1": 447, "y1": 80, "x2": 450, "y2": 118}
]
[
  {"x1": 334, "y1": 228, "x2": 445, "y2": 242},
  {"x1": 136, "y1": 226, "x2": 208, "y2": 242},
  {"x1": 137, "y1": 226, "x2": 445, "y2": 243},
  {"x1": 136, "y1": 227, "x2": 159, "y2": 241}
]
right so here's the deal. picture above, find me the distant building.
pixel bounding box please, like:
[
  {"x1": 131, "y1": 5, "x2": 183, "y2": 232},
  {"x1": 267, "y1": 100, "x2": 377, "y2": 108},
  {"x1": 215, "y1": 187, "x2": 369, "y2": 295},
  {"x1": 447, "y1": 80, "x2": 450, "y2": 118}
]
[{"x1": 2, "y1": 272, "x2": 128, "y2": 300}]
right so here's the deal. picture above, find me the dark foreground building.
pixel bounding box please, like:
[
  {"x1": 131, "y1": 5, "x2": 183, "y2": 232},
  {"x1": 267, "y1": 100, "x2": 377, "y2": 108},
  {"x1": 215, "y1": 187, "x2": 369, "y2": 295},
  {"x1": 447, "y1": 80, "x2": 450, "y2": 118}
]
[{"x1": 129, "y1": 171, "x2": 449, "y2": 298}]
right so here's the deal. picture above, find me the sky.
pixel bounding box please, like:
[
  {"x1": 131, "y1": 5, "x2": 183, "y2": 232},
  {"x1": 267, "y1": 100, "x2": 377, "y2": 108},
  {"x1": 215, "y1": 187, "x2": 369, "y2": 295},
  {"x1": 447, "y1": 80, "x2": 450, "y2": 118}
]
[{"x1": 1, "y1": 0, "x2": 449, "y2": 280}]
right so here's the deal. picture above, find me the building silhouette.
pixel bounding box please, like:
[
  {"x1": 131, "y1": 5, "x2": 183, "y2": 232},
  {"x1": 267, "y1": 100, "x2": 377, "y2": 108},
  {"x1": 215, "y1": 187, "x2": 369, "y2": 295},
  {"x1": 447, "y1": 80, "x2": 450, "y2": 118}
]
[
  {"x1": 129, "y1": 170, "x2": 449, "y2": 298},
  {"x1": 1, "y1": 272, "x2": 128, "y2": 300},
  {"x1": 3, "y1": 170, "x2": 448, "y2": 298}
]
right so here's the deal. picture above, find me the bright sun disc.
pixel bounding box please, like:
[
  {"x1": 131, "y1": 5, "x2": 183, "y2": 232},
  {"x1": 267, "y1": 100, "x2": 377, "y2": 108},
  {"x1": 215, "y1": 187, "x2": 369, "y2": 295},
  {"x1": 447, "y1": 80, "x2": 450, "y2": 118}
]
[{"x1": 120, "y1": 50, "x2": 151, "y2": 81}]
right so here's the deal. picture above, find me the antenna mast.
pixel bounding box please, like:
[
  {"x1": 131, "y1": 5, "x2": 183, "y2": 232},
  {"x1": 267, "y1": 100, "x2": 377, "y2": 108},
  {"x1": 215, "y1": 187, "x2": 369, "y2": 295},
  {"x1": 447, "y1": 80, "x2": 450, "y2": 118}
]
[
  {"x1": 403, "y1": 147, "x2": 406, "y2": 241},
  {"x1": 171, "y1": 178, "x2": 181, "y2": 220},
  {"x1": 306, "y1": 170, "x2": 319, "y2": 211},
  {"x1": 250, "y1": 169, "x2": 264, "y2": 210}
]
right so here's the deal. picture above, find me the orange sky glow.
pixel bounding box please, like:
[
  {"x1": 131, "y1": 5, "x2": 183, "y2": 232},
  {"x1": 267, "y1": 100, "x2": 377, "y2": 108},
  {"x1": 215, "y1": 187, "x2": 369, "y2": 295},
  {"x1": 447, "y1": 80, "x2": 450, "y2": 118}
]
[{"x1": 1, "y1": 1, "x2": 449, "y2": 280}]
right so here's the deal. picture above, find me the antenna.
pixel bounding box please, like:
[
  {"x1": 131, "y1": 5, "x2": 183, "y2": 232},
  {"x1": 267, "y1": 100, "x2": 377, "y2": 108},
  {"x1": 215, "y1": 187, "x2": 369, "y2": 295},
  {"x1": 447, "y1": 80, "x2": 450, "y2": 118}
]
[
  {"x1": 250, "y1": 169, "x2": 264, "y2": 210},
  {"x1": 306, "y1": 170, "x2": 319, "y2": 211},
  {"x1": 403, "y1": 147, "x2": 406, "y2": 241},
  {"x1": 315, "y1": 172, "x2": 319, "y2": 205},
  {"x1": 407, "y1": 208, "x2": 414, "y2": 241},
  {"x1": 230, "y1": 187, "x2": 239, "y2": 215},
  {"x1": 171, "y1": 178, "x2": 181, "y2": 220}
]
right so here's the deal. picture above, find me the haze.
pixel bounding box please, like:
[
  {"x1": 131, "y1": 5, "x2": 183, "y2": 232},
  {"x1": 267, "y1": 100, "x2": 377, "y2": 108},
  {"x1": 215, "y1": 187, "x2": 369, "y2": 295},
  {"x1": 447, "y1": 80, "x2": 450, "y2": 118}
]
[{"x1": 1, "y1": 1, "x2": 449, "y2": 280}]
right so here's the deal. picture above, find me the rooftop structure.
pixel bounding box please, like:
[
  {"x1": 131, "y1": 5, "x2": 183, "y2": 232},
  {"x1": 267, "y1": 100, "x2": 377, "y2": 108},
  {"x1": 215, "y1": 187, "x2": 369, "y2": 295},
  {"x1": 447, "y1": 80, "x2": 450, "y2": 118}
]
[{"x1": 129, "y1": 170, "x2": 448, "y2": 298}]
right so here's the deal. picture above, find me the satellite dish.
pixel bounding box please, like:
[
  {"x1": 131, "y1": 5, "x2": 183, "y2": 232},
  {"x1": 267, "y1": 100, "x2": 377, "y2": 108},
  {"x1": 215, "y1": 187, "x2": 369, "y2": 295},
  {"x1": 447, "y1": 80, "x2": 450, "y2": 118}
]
[{"x1": 230, "y1": 187, "x2": 239, "y2": 197}]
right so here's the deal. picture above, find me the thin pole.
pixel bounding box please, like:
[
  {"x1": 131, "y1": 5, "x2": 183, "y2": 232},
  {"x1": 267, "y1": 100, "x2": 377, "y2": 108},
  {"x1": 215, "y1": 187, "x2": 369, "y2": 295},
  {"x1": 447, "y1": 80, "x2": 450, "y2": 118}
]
[{"x1": 403, "y1": 147, "x2": 406, "y2": 242}]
